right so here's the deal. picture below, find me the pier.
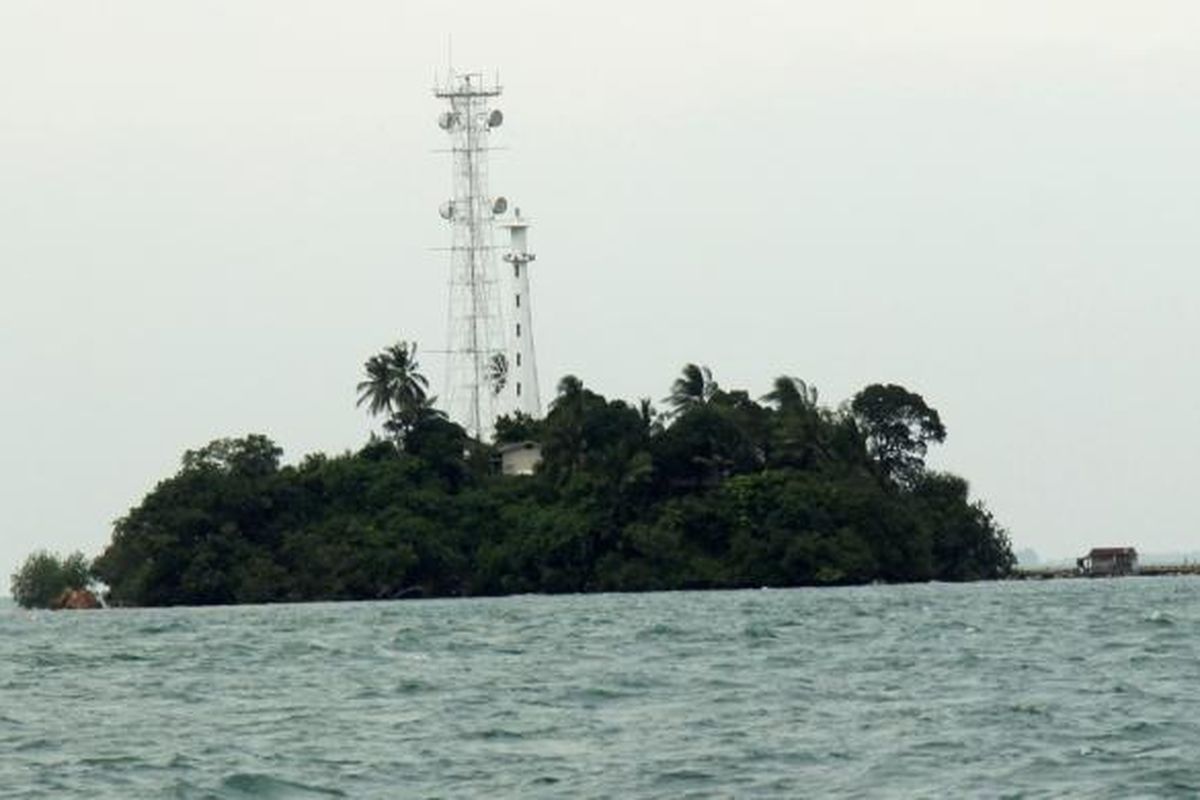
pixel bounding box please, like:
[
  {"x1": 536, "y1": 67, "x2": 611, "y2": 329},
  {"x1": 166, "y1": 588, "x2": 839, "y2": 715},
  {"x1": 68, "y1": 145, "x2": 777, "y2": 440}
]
[{"x1": 1012, "y1": 563, "x2": 1200, "y2": 581}]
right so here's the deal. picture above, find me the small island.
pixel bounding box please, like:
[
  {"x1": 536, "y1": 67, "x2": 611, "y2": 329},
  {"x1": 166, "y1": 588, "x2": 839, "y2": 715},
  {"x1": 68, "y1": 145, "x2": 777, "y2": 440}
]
[
  {"x1": 16, "y1": 345, "x2": 1014, "y2": 607},
  {"x1": 9, "y1": 550, "x2": 101, "y2": 610}
]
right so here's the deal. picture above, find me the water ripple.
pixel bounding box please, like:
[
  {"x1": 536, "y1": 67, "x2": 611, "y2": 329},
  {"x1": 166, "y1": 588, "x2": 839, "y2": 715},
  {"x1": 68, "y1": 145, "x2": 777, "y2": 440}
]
[{"x1": 4, "y1": 580, "x2": 1200, "y2": 797}]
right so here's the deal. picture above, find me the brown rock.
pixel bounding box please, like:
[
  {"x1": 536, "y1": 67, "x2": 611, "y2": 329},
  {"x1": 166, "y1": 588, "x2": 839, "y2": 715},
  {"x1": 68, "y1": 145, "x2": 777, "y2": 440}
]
[{"x1": 52, "y1": 588, "x2": 102, "y2": 610}]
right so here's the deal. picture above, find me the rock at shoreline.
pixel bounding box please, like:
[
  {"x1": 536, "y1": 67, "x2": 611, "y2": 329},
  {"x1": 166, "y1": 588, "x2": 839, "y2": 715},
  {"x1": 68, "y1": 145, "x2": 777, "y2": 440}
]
[{"x1": 52, "y1": 589, "x2": 102, "y2": 610}]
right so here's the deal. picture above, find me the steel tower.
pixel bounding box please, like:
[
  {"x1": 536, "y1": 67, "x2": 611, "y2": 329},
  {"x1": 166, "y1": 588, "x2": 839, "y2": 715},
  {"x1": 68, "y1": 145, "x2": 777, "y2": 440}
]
[{"x1": 435, "y1": 72, "x2": 508, "y2": 439}]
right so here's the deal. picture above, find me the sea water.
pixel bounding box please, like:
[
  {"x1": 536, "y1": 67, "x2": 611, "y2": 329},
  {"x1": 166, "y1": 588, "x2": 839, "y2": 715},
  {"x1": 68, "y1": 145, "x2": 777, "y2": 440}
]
[{"x1": 2, "y1": 578, "x2": 1199, "y2": 798}]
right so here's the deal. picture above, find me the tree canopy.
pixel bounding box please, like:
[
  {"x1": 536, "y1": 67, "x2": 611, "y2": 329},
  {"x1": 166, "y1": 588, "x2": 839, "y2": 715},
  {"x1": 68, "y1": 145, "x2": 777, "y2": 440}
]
[
  {"x1": 11, "y1": 551, "x2": 93, "y2": 609},
  {"x1": 85, "y1": 355, "x2": 1014, "y2": 606},
  {"x1": 851, "y1": 383, "x2": 947, "y2": 486},
  {"x1": 356, "y1": 341, "x2": 442, "y2": 446}
]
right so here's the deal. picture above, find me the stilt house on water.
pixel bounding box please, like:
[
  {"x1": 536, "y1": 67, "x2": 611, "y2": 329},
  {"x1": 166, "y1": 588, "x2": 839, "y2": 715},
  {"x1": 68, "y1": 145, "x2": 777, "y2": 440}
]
[{"x1": 1077, "y1": 547, "x2": 1138, "y2": 577}]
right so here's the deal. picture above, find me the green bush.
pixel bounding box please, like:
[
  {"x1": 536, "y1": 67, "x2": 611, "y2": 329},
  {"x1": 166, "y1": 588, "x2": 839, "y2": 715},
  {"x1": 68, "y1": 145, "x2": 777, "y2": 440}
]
[
  {"x1": 87, "y1": 369, "x2": 1015, "y2": 606},
  {"x1": 11, "y1": 550, "x2": 91, "y2": 609}
]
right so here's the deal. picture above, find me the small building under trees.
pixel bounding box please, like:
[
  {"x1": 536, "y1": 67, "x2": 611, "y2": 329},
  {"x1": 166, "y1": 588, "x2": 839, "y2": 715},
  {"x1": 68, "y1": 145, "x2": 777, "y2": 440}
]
[
  {"x1": 497, "y1": 441, "x2": 543, "y2": 476},
  {"x1": 1077, "y1": 547, "x2": 1138, "y2": 577}
]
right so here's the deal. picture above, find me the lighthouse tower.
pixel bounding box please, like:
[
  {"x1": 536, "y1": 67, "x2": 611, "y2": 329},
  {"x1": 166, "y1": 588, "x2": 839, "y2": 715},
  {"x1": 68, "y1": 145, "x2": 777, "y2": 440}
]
[{"x1": 501, "y1": 211, "x2": 541, "y2": 418}]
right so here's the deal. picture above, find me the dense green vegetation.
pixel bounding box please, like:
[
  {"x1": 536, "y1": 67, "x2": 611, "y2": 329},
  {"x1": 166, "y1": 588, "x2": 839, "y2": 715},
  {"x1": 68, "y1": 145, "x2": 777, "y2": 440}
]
[
  {"x1": 86, "y1": 345, "x2": 1013, "y2": 606},
  {"x1": 11, "y1": 550, "x2": 93, "y2": 609}
]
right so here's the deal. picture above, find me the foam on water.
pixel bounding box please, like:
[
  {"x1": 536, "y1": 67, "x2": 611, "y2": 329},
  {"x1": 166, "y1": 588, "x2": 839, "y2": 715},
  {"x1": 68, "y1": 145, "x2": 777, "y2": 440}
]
[{"x1": 3, "y1": 579, "x2": 1200, "y2": 797}]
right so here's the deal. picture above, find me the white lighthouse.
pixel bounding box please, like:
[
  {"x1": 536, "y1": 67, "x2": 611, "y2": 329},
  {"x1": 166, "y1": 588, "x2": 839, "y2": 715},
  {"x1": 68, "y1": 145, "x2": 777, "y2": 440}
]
[{"x1": 501, "y1": 210, "x2": 541, "y2": 418}]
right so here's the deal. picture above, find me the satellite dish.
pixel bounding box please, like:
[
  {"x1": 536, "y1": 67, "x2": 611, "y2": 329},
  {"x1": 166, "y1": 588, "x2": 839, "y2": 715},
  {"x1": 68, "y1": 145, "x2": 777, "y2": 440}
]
[
  {"x1": 487, "y1": 109, "x2": 504, "y2": 128},
  {"x1": 437, "y1": 111, "x2": 459, "y2": 130},
  {"x1": 438, "y1": 201, "x2": 456, "y2": 220},
  {"x1": 491, "y1": 196, "x2": 508, "y2": 215}
]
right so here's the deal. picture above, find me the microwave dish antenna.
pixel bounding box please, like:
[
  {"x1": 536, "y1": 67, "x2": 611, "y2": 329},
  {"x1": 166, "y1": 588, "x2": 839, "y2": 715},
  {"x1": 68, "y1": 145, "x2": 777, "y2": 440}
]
[{"x1": 432, "y1": 70, "x2": 507, "y2": 440}]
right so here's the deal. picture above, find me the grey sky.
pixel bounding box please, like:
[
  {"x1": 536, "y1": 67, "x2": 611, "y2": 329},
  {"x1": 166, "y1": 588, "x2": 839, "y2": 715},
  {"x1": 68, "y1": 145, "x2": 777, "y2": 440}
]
[{"x1": 4, "y1": 1, "x2": 1199, "y2": 593}]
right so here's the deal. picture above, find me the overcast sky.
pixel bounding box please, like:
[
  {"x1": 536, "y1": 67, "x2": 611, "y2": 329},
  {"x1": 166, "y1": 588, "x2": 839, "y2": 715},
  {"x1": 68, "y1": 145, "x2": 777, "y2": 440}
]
[{"x1": 4, "y1": 1, "x2": 1200, "y2": 593}]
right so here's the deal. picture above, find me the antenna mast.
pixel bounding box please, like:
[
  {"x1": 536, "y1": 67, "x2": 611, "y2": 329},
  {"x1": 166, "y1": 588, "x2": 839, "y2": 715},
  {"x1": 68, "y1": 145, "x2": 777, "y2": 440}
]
[{"x1": 434, "y1": 71, "x2": 507, "y2": 440}]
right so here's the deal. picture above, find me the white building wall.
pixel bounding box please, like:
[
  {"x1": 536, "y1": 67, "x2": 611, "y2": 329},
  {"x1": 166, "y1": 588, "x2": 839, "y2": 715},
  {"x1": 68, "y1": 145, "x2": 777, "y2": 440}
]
[
  {"x1": 500, "y1": 443, "x2": 543, "y2": 476},
  {"x1": 502, "y1": 215, "x2": 541, "y2": 418}
]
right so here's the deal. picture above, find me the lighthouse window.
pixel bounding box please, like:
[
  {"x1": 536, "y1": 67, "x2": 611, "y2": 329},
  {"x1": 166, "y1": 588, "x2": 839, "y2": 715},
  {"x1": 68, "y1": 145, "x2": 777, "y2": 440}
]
[
  {"x1": 516, "y1": 323, "x2": 521, "y2": 337},
  {"x1": 513, "y1": 264, "x2": 520, "y2": 279},
  {"x1": 517, "y1": 382, "x2": 522, "y2": 397},
  {"x1": 516, "y1": 353, "x2": 521, "y2": 367},
  {"x1": 515, "y1": 294, "x2": 520, "y2": 308}
]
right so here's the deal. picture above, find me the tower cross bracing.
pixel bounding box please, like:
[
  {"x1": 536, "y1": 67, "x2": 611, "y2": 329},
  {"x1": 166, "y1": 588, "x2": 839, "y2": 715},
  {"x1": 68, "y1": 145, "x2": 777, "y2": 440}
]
[{"x1": 434, "y1": 72, "x2": 506, "y2": 440}]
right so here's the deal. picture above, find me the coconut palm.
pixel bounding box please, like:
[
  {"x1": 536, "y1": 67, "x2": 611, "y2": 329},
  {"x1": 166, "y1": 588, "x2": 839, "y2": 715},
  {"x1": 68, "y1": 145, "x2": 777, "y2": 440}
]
[
  {"x1": 356, "y1": 341, "x2": 428, "y2": 415},
  {"x1": 762, "y1": 375, "x2": 819, "y2": 413},
  {"x1": 665, "y1": 363, "x2": 718, "y2": 417},
  {"x1": 543, "y1": 375, "x2": 588, "y2": 477},
  {"x1": 638, "y1": 397, "x2": 661, "y2": 436},
  {"x1": 487, "y1": 352, "x2": 509, "y2": 397},
  {"x1": 356, "y1": 355, "x2": 396, "y2": 417},
  {"x1": 551, "y1": 374, "x2": 584, "y2": 415},
  {"x1": 356, "y1": 341, "x2": 436, "y2": 442}
]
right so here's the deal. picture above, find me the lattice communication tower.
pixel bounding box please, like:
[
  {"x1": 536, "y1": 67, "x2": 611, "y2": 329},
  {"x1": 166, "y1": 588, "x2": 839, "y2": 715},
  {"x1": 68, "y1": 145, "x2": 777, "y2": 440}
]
[{"x1": 435, "y1": 72, "x2": 508, "y2": 439}]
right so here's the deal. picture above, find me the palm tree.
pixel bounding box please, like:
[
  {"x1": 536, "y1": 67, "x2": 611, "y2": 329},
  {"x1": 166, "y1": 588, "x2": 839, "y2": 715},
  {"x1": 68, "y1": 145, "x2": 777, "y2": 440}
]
[
  {"x1": 762, "y1": 376, "x2": 834, "y2": 470},
  {"x1": 356, "y1": 355, "x2": 396, "y2": 417},
  {"x1": 638, "y1": 397, "x2": 661, "y2": 436},
  {"x1": 487, "y1": 352, "x2": 509, "y2": 397},
  {"x1": 762, "y1": 375, "x2": 819, "y2": 413},
  {"x1": 665, "y1": 363, "x2": 718, "y2": 417},
  {"x1": 543, "y1": 375, "x2": 587, "y2": 477},
  {"x1": 383, "y1": 401, "x2": 446, "y2": 443},
  {"x1": 356, "y1": 341, "x2": 435, "y2": 441},
  {"x1": 551, "y1": 375, "x2": 584, "y2": 415}
]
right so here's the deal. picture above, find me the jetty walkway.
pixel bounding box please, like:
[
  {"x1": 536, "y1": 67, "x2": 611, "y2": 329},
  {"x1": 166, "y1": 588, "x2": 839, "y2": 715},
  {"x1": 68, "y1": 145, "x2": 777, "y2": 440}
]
[{"x1": 1012, "y1": 564, "x2": 1200, "y2": 580}]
